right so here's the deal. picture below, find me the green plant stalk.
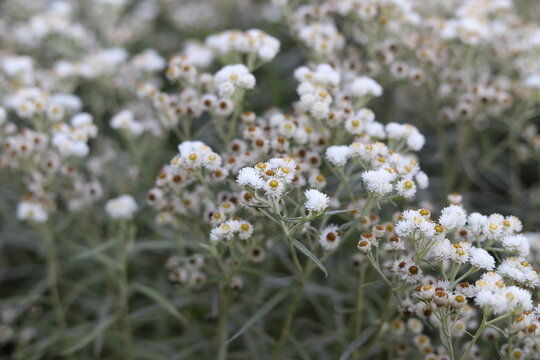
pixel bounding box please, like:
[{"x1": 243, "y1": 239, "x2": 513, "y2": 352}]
[
  {"x1": 117, "y1": 222, "x2": 134, "y2": 360},
  {"x1": 42, "y1": 225, "x2": 67, "y2": 330},
  {"x1": 353, "y1": 263, "x2": 367, "y2": 338},
  {"x1": 273, "y1": 270, "x2": 310, "y2": 360},
  {"x1": 216, "y1": 287, "x2": 230, "y2": 360},
  {"x1": 459, "y1": 311, "x2": 489, "y2": 360},
  {"x1": 441, "y1": 313, "x2": 455, "y2": 360}
]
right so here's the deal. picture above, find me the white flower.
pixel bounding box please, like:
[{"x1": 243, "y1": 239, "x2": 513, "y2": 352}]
[
  {"x1": 176, "y1": 141, "x2": 222, "y2": 170},
  {"x1": 467, "y1": 213, "x2": 488, "y2": 234},
  {"x1": 344, "y1": 116, "x2": 364, "y2": 134},
  {"x1": 215, "y1": 64, "x2": 256, "y2": 97},
  {"x1": 362, "y1": 170, "x2": 394, "y2": 197},
  {"x1": 310, "y1": 101, "x2": 329, "y2": 119},
  {"x1": 0, "y1": 107, "x2": 6, "y2": 125},
  {"x1": 325, "y1": 145, "x2": 351, "y2": 166},
  {"x1": 238, "y1": 221, "x2": 254, "y2": 240},
  {"x1": 501, "y1": 234, "x2": 530, "y2": 257},
  {"x1": 439, "y1": 205, "x2": 467, "y2": 230},
  {"x1": 407, "y1": 131, "x2": 425, "y2": 151},
  {"x1": 17, "y1": 201, "x2": 48, "y2": 223},
  {"x1": 497, "y1": 257, "x2": 539, "y2": 288},
  {"x1": 52, "y1": 133, "x2": 89, "y2": 157},
  {"x1": 415, "y1": 172, "x2": 429, "y2": 189},
  {"x1": 110, "y1": 110, "x2": 144, "y2": 136},
  {"x1": 349, "y1": 76, "x2": 383, "y2": 97},
  {"x1": 105, "y1": 195, "x2": 138, "y2": 220},
  {"x1": 264, "y1": 178, "x2": 285, "y2": 197},
  {"x1": 395, "y1": 179, "x2": 417, "y2": 198},
  {"x1": 524, "y1": 75, "x2": 540, "y2": 89},
  {"x1": 237, "y1": 167, "x2": 264, "y2": 189},
  {"x1": 132, "y1": 49, "x2": 165, "y2": 72},
  {"x1": 304, "y1": 189, "x2": 329, "y2": 213},
  {"x1": 319, "y1": 224, "x2": 341, "y2": 250},
  {"x1": 469, "y1": 247, "x2": 495, "y2": 270}
]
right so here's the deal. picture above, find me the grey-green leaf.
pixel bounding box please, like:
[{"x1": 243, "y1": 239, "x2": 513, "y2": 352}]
[
  {"x1": 227, "y1": 288, "x2": 290, "y2": 344},
  {"x1": 340, "y1": 326, "x2": 376, "y2": 360},
  {"x1": 70, "y1": 240, "x2": 117, "y2": 262},
  {"x1": 62, "y1": 316, "x2": 118, "y2": 355},
  {"x1": 292, "y1": 239, "x2": 328, "y2": 277},
  {"x1": 131, "y1": 283, "x2": 187, "y2": 325}
]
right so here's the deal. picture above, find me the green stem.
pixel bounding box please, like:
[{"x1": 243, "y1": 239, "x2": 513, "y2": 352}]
[
  {"x1": 459, "y1": 311, "x2": 489, "y2": 360},
  {"x1": 42, "y1": 226, "x2": 67, "y2": 330},
  {"x1": 353, "y1": 264, "x2": 367, "y2": 338},
  {"x1": 117, "y1": 222, "x2": 133, "y2": 360},
  {"x1": 217, "y1": 287, "x2": 230, "y2": 360},
  {"x1": 273, "y1": 278, "x2": 305, "y2": 360}
]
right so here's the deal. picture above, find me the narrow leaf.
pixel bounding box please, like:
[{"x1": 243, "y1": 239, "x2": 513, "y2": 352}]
[
  {"x1": 62, "y1": 316, "x2": 118, "y2": 355},
  {"x1": 132, "y1": 240, "x2": 179, "y2": 252},
  {"x1": 324, "y1": 209, "x2": 356, "y2": 216},
  {"x1": 227, "y1": 288, "x2": 290, "y2": 343},
  {"x1": 292, "y1": 239, "x2": 328, "y2": 277},
  {"x1": 279, "y1": 216, "x2": 303, "y2": 223},
  {"x1": 70, "y1": 240, "x2": 117, "y2": 262},
  {"x1": 340, "y1": 326, "x2": 376, "y2": 360},
  {"x1": 131, "y1": 283, "x2": 187, "y2": 325}
]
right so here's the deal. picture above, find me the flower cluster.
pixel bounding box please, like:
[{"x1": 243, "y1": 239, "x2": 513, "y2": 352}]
[{"x1": 2, "y1": 1, "x2": 540, "y2": 360}]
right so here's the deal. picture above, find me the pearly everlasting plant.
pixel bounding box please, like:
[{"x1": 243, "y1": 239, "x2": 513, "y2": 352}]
[{"x1": 1, "y1": 1, "x2": 540, "y2": 360}]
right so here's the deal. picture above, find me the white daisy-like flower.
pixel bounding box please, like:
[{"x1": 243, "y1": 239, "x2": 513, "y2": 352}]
[
  {"x1": 325, "y1": 145, "x2": 351, "y2": 166},
  {"x1": 395, "y1": 179, "x2": 417, "y2": 198},
  {"x1": 215, "y1": 64, "x2": 256, "y2": 97},
  {"x1": 17, "y1": 201, "x2": 48, "y2": 223},
  {"x1": 319, "y1": 224, "x2": 341, "y2": 251},
  {"x1": 105, "y1": 195, "x2": 138, "y2": 220},
  {"x1": 439, "y1": 205, "x2": 467, "y2": 230},
  {"x1": 501, "y1": 234, "x2": 530, "y2": 257},
  {"x1": 362, "y1": 170, "x2": 394, "y2": 197},
  {"x1": 349, "y1": 76, "x2": 383, "y2": 97},
  {"x1": 236, "y1": 167, "x2": 264, "y2": 189},
  {"x1": 469, "y1": 247, "x2": 495, "y2": 270},
  {"x1": 304, "y1": 189, "x2": 329, "y2": 213}
]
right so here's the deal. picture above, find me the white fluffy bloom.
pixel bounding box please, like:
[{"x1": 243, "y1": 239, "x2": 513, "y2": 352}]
[
  {"x1": 206, "y1": 29, "x2": 280, "y2": 62},
  {"x1": 105, "y1": 195, "x2": 138, "y2": 220},
  {"x1": 176, "y1": 141, "x2": 222, "y2": 170},
  {"x1": 132, "y1": 49, "x2": 166, "y2": 72},
  {"x1": 501, "y1": 234, "x2": 530, "y2": 257},
  {"x1": 52, "y1": 133, "x2": 89, "y2": 157},
  {"x1": 439, "y1": 205, "x2": 467, "y2": 230},
  {"x1": 407, "y1": 131, "x2": 425, "y2": 151},
  {"x1": 325, "y1": 145, "x2": 351, "y2": 166},
  {"x1": 17, "y1": 201, "x2": 48, "y2": 223},
  {"x1": 0, "y1": 107, "x2": 6, "y2": 125},
  {"x1": 415, "y1": 171, "x2": 429, "y2": 189},
  {"x1": 349, "y1": 76, "x2": 383, "y2": 97},
  {"x1": 237, "y1": 167, "x2": 264, "y2": 189},
  {"x1": 304, "y1": 189, "x2": 329, "y2": 213},
  {"x1": 362, "y1": 170, "x2": 394, "y2": 196},
  {"x1": 215, "y1": 64, "x2": 256, "y2": 97},
  {"x1": 497, "y1": 257, "x2": 539, "y2": 288},
  {"x1": 310, "y1": 101, "x2": 329, "y2": 119},
  {"x1": 110, "y1": 110, "x2": 144, "y2": 136},
  {"x1": 469, "y1": 247, "x2": 495, "y2": 270},
  {"x1": 467, "y1": 212, "x2": 488, "y2": 234},
  {"x1": 476, "y1": 285, "x2": 532, "y2": 316}
]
